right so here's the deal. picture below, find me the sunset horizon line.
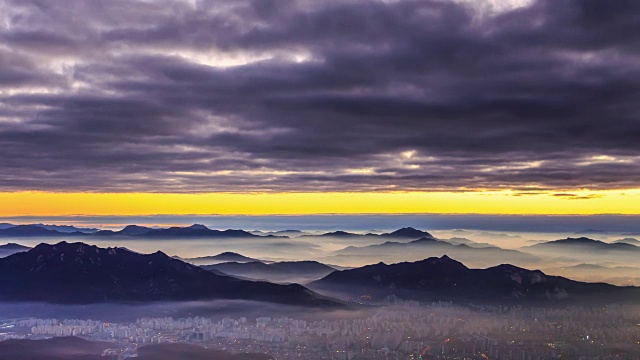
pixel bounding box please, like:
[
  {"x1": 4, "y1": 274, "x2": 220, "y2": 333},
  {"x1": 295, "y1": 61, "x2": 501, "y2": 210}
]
[{"x1": 1, "y1": 189, "x2": 638, "y2": 216}]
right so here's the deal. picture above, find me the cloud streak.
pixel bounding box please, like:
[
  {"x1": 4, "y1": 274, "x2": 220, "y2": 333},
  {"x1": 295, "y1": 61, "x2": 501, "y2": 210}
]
[{"x1": 0, "y1": 0, "x2": 638, "y2": 192}]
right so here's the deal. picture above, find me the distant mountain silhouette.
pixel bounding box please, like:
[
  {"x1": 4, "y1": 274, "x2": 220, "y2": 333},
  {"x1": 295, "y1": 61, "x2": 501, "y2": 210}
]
[
  {"x1": 0, "y1": 242, "x2": 340, "y2": 307},
  {"x1": 0, "y1": 336, "x2": 115, "y2": 360},
  {"x1": 335, "y1": 237, "x2": 539, "y2": 267},
  {"x1": 612, "y1": 238, "x2": 640, "y2": 246},
  {"x1": 33, "y1": 224, "x2": 98, "y2": 234},
  {"x1": 90, "y1": 225, "x2": 155, "y2": 236},
  {"x1": 318, "y1": 230, "x2": 365, "y2": 238},
  {"x1": 184, "y1": 252, "x2": 261, "y2": 265},
  {"x1": 309, "y1": 255, "x2": 639, "y2": 304},
  {"x1": 543, "y1": 263, "x2": 640, "y2": 287},
  {"x1": 527, "y1": 238, "x2": 640, "y2": 263},
  {"x1": 308, "y1": 227, "x2": 434, "y2": 240},
  {"x1": 252, "y1": 230, "x2": 307, "y2": 237},
  {"x1": 0, "y1": 223, "x2": 285, "y2": 239},
  {"x1": 531, "y1": 237, "x2": 637, "y2": 248},
  {"x1": 134, "y1": 224, "x2": 262, "y2": 238},
  {"x1": 0, "y1": 243, "x2": 31, "y2": 257},
  {"x1": 117, "y1": 225, "x2": 155, "y2": 235},
  {"x1": 0, "y1": 224, "x2": 97, "y2": 235},
  {"x1": 0, "y1": 225, "x2": 84, "y2": 237},
  {"x1": 0, "y1": 223, "x2": 14, "y2": 230},
  {"x1": 442, "y1": 237, "x2": 497, "y2": 248},
  {"x1": 204, "y1": 260, "x2": 336, "y2": 283},
  {"x1": 384, "y1": 227, "x2": 434, "y2": 238}
]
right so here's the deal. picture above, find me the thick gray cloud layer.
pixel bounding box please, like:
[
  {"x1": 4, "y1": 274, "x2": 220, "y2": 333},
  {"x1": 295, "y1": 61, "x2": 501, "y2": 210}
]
[{"x1": 0, "y1": 0, "x2": 638, "y2": 192}]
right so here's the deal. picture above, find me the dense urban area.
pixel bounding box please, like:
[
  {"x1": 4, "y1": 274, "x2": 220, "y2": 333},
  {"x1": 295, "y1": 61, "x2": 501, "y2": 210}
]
[{"x1": 1, "y1": 301, "x2": 639, "y2": 359}]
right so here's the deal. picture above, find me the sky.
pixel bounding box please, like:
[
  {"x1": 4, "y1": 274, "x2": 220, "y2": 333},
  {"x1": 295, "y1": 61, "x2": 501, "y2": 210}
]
[{"x1": 0, "y1": 0, "x2": 639, "y2": 216}]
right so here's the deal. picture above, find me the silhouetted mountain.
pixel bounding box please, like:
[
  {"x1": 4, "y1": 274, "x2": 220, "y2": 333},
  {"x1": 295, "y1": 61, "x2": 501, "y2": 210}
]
[
  {"x1": 0, "y1": 336, "x2": 115, "y2": 360},
  {"x1": 34, "y1": 224, "x2": 98, "y2": 233},
  {"x1": 184, "y1": 252, "x2": 261, "y2": 265},
  {"x1": 0, "y1": 243, "x2": 31, "y2": 257},
  {"x1": 383, "y1": 227, "x2": 434, "y2": 238},
  {"x1": 136, "y1": 343, "x2": 274, "y2": 360},
  {"x1": 91, "y1": 224, "x2": 283, "y2": 239},
  {"x1": 542, "y1": 263, "x2": 640, "y2": 287},
  {"x1": 309, "y1": 256, "x2": 639, "y2": 304},
  {"x1": 308, "y1": 227, "x2": 433, "y2": 240},
  {"x1": 0, "y1": 225, "x2": 83, "y2": 237},
  {"x1": 320, "y1": 230, "x2": 367, "y2": 237},
  {"x1": 335, "y1": 237, "x2": 539, "y2": 267},
  {"x1": 252, "y1": 230, "x2": 306, "y2": 237},
  {"x1": 528, "y1": 237, "x2": 640, "y2": 256},
  {"x1": 204, "y1": 260, "x2": 336, "y2": 283},
  {"x1": 0, "y1": 242, "x2": 340, "y2": 307},
  {"x1": 138, "y1": 224, "x2": 261, "y2": 238},
  {"x1": 0, "y1": 224, "x2": 97, "y2": 235},
  {"x1": 117, "y1": 225, "x2": 154, "y2": 235},
  {"x1": 612, "y1": 238, "x2": 640, "y2": 246},
  {"x1": 442, "y1": 237, "x2": 497, "y2": 248}
]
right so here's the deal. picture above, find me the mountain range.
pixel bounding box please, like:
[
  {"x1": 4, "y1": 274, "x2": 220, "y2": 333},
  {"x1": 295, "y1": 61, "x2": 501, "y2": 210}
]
[
  {"x1": 305, "y1": 227, "x2": 434, "y2": 239},
  {"x1": 0, "y1": 243, "x2": 31, "y2": 257},
  {"x1": 0, "y1": 225, "x2": 87, "y2": 237},
  {"x1": 203, "y1": 261, "x2": 337, "y2": 283},
  {"x1": 0, "y1": 242, "x2": 339, "y2": 307},
  {"x1": 181, "y1": 252, "x2": 261, "y2": 265},
  {"x1": 612, "y1": 238, "x2": 640, "y2": 246},
  {"x1": 334, "y1": 237, "x2": 540, "y2": 267},
  {"x1": 525, "y1": 237, "x2": 640, "y2": 263},
  {"x1": 543, "y1": 263, "x2": 640, "y2": 286},
  {"x1": 308, "y1": 255, "x2": 640, "y2": 305},
  {"x1": 0, "y1": 224, "x2": 277, "y2": 239}
]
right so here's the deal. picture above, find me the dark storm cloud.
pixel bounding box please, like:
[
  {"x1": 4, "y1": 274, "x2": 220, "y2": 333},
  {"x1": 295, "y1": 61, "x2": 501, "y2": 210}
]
[{"x1": 0, "y1": 0, "x2": 639, "y2": 192}]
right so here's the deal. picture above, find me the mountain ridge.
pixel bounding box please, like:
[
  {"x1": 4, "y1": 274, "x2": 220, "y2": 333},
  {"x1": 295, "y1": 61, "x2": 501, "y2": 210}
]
[
  {"x1": 308, "y1": 255, "x2": 638, "y2": 305},
  {"x1": 0, "y1": 241, "x2": 341, "y2": 307}
]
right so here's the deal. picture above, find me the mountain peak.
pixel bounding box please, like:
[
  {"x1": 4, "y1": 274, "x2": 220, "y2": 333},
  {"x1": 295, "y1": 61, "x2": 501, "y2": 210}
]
[
  {"x1": 189, "y1": 224, "x2": 209, "y2": 230},
  {"x1": 218, "y1": 251, "x2": 242, "y2": 256},
  {"x1": 118, "y1": 225, "x2": 153, "y2": 235},
  {"x1": 419, "y1": 255, "x2": 468, "y2": 270},
  {"x1": 387, "y1": 227, "x2": 433, "y2": 238},
  {"x1": 0, "y1": 242, "x2": 339, "y2": 307},
  {"x1": 529, "y1": 237, "x2": 602, "y2": 246},
  {"x1": 309, "y1": 256, "x2": 632, "y2": 305}
]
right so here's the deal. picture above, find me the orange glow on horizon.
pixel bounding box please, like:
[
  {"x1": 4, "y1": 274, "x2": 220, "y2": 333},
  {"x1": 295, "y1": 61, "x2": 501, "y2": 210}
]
[{"x1": 0, "y1": 190, "x2": 638, "y2": 216}]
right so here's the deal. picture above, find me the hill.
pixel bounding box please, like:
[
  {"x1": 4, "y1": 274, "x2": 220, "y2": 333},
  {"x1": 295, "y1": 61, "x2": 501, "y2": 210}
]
[
  {"x1": 307, "y1": 227, "x2": 434, "y2": 240},
  {"x1": 309, "y1": 256, "x2": 639, "y2": 305},
  {"x1": 0, "y1": 242, "x2": 340, "y2": 307},
  {"x1": 0, "y1": 225, "x2": 84, "y2": 237},
  {"x1": 612, "y1": 238, "x2": 640, "y2": 246},
  {"x1": 0, "y1": 243, "x2": 31, "y2": 257},
  {"x1": 184, "y1": 252, "x2": 260, "y2": 265},
  {"x1": 526, "y1": 237, "x2": 640, "y2": 264},
  {"x1": 335, "y1": 237, "x2": 539, "y2": 268},
  {"x1": 204, "y1": 260, "x2": 336, "y2": 283}
]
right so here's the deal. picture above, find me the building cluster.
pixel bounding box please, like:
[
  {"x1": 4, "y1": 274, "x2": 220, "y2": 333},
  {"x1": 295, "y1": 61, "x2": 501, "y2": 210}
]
[{"x1": 1, "y1": 302, "x2": 639, "y2": 359}]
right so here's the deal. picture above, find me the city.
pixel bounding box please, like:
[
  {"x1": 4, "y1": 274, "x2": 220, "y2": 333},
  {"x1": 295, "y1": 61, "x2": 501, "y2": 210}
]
[{"x1": 2, "y1": 302, "x2": 639, "y2": 359}]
